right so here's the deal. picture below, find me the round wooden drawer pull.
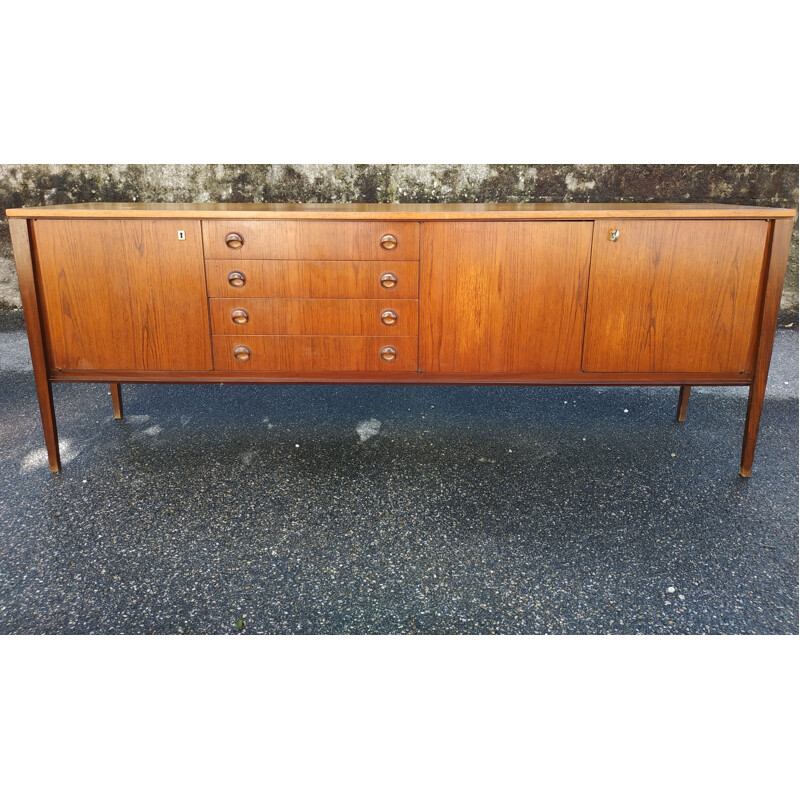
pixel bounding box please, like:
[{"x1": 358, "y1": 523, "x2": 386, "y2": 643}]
[
  {"x1": 380, "y1": 272, "x2": 398, "y2": 289},
  {"x1": 380, "y1": 234, "x2": 398, "y2": 251},
  {"x1": 227, "y1": 271, "x2": 246, "y2": 288},
  {"x1": 380, "y1": 309, "x2": 398, "y2": 326},
  {"x1": 231, "y1": 308, "x2": 250, "y2": 325},
  {"x1": 380, "y1": 346, "x2": 397, "y2": 362},
  {"x1": 233, "y1": 346, "x2": 251, "y2": 362},
  {"x1": 225, "y1": 232, "x2": 244, "y2": 249}
]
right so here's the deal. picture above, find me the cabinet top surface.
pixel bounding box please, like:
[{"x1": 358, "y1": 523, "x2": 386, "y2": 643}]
[{"x1": 6, "y1": 202, "x2": 797, "y2": 220}]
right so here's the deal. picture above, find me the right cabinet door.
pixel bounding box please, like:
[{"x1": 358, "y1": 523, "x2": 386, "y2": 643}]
[{"x1": 582, "y1": 219, "x2": 769, "y2": 374}]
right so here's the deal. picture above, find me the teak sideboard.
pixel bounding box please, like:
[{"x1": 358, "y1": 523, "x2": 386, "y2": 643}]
[{"x1": 6, "y1": 202, "x2": 796, "y2": 475}]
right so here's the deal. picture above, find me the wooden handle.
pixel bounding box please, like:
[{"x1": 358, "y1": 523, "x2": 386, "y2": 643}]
[
  {"x1": 380, "y1": 272, "x2": 398, "y2": 289},
  {"x1": 227, "y1": 271, "x2": 246, "y2": 288},
  {"x1": 380, "y1": 346, "x2": 397, "y2": 362},
  {"x1": 380, "y1": 234, "x2": 398, "y2": 251},
  {"x1": 225, "y1": 232, "x2": 244, "y2": 249},
  {"x1": 231, "y1": 308, "x2": 249, "y2": 325},
  {"x1": 233, "y1": 346, "x2": 251, "y2": 362},
  {"x1": 380, "y1": 309, "x2": 398, "y2": 326}
]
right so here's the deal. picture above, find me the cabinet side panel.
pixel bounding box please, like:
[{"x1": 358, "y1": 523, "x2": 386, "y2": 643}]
[
  {"x1": 420, "y1": 221, "x2": 593, "y2": 373},
  {"x1": 32, "y1": 219, "x2": 212, "y2": 371},
  {"x1": 582, "y1": 219, "x2": 769, "y2": 373}
]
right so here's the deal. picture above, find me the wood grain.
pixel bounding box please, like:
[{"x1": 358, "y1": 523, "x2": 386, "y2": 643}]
[
  {"x1": 9, "y1": 218, "x2": 61, "y2": 471},
  {"x1": 31, "y1": 219, "x2": 213, "y2": 371},
  {"x1": 420, "y1": 221, "x2": 593, "y2": 373},
  {"x1": 212, "y1": 335, "x2": 418, "y2": 372},
  {"x1": 582, "y1": 220, "x2": 769, "y2": 373},
  {"x1": 205, "y1": 259, "x2": 419, "y2": 299},
  {"x1": 209, "y1": 298, "x2": 419, "y2": 336},
  {"x1": 202, "y1": 220, "x2": 419, "y2": 260},
  {"x1": 7, "y1": 202, "x2": 797, "y2": 220}
]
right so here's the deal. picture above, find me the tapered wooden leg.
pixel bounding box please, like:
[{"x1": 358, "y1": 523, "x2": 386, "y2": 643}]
[
  {"x1": 9, "y1": 219, "x2": 61, "y2": 472},
  {"x1": 740, "y1": 382, "x2": 767, "y2": 478},
  {"x1": 110, "y1": 383, "x2": 124, "y2": 419},
  {"x1": 676, "y1": 385, "x2": 691, "y2": 422},
  {"x1": 738, "y1": 218, "x2": 794, "y2": 478},
  {"x1": 35, "y1": 378, "x2": 61, "y2": 472}
]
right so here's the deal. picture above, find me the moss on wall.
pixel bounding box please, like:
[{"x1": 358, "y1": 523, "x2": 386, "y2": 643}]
[{"x1": 1, "y1": 164, "x2": 797, "y2": 316}]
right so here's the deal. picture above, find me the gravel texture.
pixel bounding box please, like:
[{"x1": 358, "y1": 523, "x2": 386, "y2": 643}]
[{"x1": 0, "y1": 318, "x2": 797, "y2": 635}]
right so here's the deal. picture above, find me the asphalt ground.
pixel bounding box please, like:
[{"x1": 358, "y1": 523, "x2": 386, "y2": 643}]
[{"x1": 0, "y1": 310, "x2": 797, "y2": 634}]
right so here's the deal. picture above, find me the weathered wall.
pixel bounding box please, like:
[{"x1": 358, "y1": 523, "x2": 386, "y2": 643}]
[{"x1": 1, "y1": 164, "x2": 797, "y2": 317}]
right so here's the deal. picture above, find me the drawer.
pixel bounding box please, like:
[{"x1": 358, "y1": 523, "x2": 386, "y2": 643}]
[
  {"x1": 206, "y1": 259, "x2": 419, "y2": 299},
  {"x1": 212, "y1": 335, "x2": 418, "y2": 372},
  {"x1": 209, "y1": 298, "x2": 419, "y2": 336},
  {"x1": 202, "y1": 220, "x2": 419, "y2": 261}
]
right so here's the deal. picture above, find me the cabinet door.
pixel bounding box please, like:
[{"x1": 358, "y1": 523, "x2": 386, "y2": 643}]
[
  {"x1": 582, "y1": 220, "x2": 768, "y2": 373},
  {"x1": 420, "y1": 222, "x2": 593, "y2": 373},
  {"x1": 33, "y1": 219, "x2": 212, "y2": 371}
]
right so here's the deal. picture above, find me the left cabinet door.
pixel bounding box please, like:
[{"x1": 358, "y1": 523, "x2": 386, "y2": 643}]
[{"x1": 32, "y1": 220, "x2": 212, "y2": 371}]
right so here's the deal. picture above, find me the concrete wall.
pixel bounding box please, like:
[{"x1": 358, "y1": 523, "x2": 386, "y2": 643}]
[{"x1": 1, "y1": 164, "x2": 797, "y2": 317}]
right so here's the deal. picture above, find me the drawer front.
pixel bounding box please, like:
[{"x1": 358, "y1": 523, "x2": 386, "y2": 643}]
[
  {"x1": 202, "y1": 220, "x2": 419, "y2": 261},
  {"x1": 209, "y1": 298, "x2": 419, "y2": 336},
  {"x1": 206, "y1": 260, "x2": 419, "y2": 299},
  {"x1": 213, "y1": 336, "x2": 418, "y2": 372}
]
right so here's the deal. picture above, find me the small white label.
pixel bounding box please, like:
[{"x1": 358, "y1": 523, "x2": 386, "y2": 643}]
[{"x1": 177, "y1": 230, "x2": 186, "y2": 240}]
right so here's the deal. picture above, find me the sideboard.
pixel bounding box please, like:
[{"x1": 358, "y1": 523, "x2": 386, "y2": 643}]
[{"x1": 6, "y1": 202, "x2": 796, "y2": 475}]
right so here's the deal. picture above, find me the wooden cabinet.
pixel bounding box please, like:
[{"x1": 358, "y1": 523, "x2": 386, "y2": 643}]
[{"x1": 7, "y1": 202, "x2": 795, "y2": 476}]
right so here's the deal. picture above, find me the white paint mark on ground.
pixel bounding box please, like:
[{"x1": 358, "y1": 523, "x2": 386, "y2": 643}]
[
  {"x1": 126, "y1": 415, "x2": 150, "y2": 425},
  {"x1": 142, "y1": 425, "x2": 162, "y2": 436},
  {"x1": 21, "y1": 439, "x2": 77, "y2": 472},
  {"x1": 241, "y1": 450, "x2": 256, "y2": 465},
  {"x1": 356, "y1": 418, "x2": 381, "y2": 442},
  {"x1": 180, "y1": 415, "x2": 192, "y2": 426}
]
